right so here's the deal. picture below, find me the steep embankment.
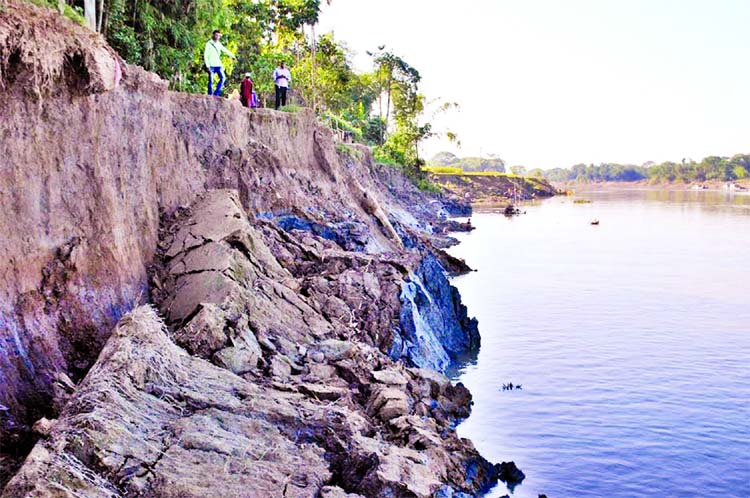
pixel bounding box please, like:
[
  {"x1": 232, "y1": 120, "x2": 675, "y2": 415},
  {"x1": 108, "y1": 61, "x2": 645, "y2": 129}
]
[
  {"x1": 430, "y1": 173, "x2": 558, "y2": 204},
  {"x1": 0, "y1": 2, "x2": 498, "y2": 496}
]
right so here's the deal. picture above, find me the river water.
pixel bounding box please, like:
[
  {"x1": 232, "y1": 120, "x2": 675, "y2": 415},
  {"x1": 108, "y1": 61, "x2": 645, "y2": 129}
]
[{"x1": 447, "y1": 189, "x2": 750, "y2": 498}]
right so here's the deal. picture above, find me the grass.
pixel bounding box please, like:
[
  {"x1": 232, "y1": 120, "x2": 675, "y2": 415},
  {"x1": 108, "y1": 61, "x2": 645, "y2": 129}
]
[
  {"x1": 423, "y1": 165, "x2": 464, "y2": 175},
  {"x1": 335, "y1": 143, "x2": 364, "y2": 161},
  {"x1": 573, "y1": 199, "x2": 592, "y2": 204},
  {"x1": 25, "y1": 0, "x2": 86, "y2": 24},
  {"x1": 279, "y1": 104, "x2": 303, "y2": 113},
  {"x1": 374, "y1": 157, "x2": 402, "y2": 168},
  {"x1": 423, "y1": 165, "x2": 524, "y2": 178},
  {"x1": 416, "y1": 178, "x2": 442, "y2": 194}
]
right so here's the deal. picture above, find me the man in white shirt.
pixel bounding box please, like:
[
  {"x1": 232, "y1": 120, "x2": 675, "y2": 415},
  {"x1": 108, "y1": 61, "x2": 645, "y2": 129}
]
[
  {"x1": 204, "y1": 30, "x2": 236, "y2": 96},
  {"x1": 273, "y1": 62, "x2": 292, "y2": 109}
]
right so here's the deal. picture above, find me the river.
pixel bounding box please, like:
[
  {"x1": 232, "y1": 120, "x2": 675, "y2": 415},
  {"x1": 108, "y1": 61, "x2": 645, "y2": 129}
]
[{"x1": 447, "y1": 189, "x2": 750, "y2": 498}]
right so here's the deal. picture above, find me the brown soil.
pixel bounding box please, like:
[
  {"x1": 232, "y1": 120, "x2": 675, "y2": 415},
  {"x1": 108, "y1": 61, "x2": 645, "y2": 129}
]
[{"x1": 0, "y1": 2, "x2": 499, "y2": 496}]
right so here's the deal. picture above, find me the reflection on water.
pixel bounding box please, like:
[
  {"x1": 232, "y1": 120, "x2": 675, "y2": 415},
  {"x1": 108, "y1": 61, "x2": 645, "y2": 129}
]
[{"x1": 447, "y1": 189, "x2": 750, "y2": 498}]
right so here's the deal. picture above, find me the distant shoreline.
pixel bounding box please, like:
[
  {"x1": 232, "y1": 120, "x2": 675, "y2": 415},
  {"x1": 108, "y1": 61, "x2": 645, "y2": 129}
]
[{"x1": 554, "y1": 179, "x2": 750, "y2": 192}]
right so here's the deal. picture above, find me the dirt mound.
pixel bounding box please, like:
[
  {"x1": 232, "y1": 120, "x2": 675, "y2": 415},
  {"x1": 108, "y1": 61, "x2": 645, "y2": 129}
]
[
  {"x1": 0, "y1": 0, "x2": 120, "y2": 96},
  {"x1": 430, "y1": 173, "x2": 558, "y2": 205}
]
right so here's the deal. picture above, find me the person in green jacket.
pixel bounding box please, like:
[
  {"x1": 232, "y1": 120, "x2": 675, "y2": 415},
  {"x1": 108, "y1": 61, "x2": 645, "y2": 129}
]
[{"x1": 204, "y1": 30, "x2": 236, "y2": 96}]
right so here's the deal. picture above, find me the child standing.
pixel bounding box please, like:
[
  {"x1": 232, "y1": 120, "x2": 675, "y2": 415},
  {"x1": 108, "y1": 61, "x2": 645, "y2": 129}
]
[{"x1": 240, "y1": 72, "x2": 254, "y2": 108}]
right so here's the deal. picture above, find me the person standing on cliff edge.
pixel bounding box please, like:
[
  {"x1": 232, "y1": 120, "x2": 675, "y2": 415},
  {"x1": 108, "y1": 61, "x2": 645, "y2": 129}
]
[
  {"x1": 273, "y1": 61, "x2": 291, "y2": 109},
  {"x1": 204, "y1": 30, "x2": 236, "y2": 97},
  {"x1": 240, "y1": 73, "x2": 255, "y2": 108}
]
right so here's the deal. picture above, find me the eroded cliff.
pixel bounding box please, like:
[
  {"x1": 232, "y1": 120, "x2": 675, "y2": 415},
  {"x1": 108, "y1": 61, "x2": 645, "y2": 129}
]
[{"x1": 0, "y1": 2, "x2": 496, "y2": 496}]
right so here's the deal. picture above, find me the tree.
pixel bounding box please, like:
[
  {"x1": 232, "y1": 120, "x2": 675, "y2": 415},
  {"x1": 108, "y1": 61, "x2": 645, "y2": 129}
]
[
  {"x1": 430, "y1": 152, "x2": 460, "y2": 166},
  {"x1": 368, "y1": 49, "x2": 421, "y2": 144},
  {"x1": 528, "y1": 168, "x2": 545, "y2": 178}
]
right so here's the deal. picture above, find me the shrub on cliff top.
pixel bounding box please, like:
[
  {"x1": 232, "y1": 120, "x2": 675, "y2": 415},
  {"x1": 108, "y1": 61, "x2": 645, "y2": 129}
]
[{"x1": 280, "y1": 104, "x2": 303, "y2": 113}]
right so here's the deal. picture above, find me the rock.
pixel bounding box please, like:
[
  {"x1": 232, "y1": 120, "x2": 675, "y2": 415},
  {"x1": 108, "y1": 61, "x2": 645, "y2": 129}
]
[
  {"x1": 212, "y1": 346, "x2": 259, "y2": 374},
  {"x1": 31, "y1": 418, "x2": 54, "y2": 438},
  {"x1": 305, "y1": 363, "x2": 337, "y2": 381},
  {"x1": 372, "y1": 369, "x2": 408, "y2": 386},
  {"x1": 395, "y1": 255, "x2": 480, "y2": 372},
  {"x1": 316, "y1": 339, "x2": 355, "y2": 362},
  {"x1": 51, "y1": 372, "x2": 77, "y2": 413},
  {"x1": 270, "y1": 355, "x2": 293, "y2": 379},
  {"x1": 497, "y1": 461, "x2": 526, "y2": 485},
  {"x1": 388, "y1": 415, "x2": 442, "y2": 449},
  {"x1": 298, "y1": 383, "x2": 349, "y2": 401},
  {"x1": 367, "y1": 387, "x2": 410, "y2": 421},
  {"x1": 165, "y1": 190, "x2": 250, "y2": 259},
  {"x1": 309, "y1": 351, "x2": 326, "y2": 363},
  {"x1": 372, "y1": 443, "x2": 442, "y2": 498},
  {"x1": 1, "y1": 307, "x2": 332, "y2": 498},
  {"x1": 435, "y1": 487, "x2": 475, "y2": 498},
  {"x1": 380, "y1": 397, "x2": 409, "y2": 421},
  {"x1": 174, "y1": 303, "x2": 228, "y2": 357},
  {"x1": 319, "y1": 486, "x2": 365, "y2": 498}
]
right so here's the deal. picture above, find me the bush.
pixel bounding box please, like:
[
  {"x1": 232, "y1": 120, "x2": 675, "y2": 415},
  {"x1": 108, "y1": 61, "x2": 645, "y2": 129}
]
[
  {"x1": 416, "y1": 178, "x2": 442, "y2": 193},
  {"x1": 26, "y1": 0, "x2": 85, "y2": 24},
  {"x1": 335, "y1": 143, "x2": 364, "y2": 161},
  {"x1": 423, "y1": 165, "x2": 464, "y2": 175},
  {"x1": 280, "y1": 104, "x2": 303, "y2": 113}
]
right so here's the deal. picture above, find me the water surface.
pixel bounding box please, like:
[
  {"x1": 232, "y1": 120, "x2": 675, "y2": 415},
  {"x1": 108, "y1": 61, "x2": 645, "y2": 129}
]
[{"x1": 448, "y1": 189, "x2": 750, "y2": 498}]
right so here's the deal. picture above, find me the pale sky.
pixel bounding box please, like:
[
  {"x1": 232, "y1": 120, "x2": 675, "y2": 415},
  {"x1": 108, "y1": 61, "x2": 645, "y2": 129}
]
[{"x1": 318, "y1": 0, "x2": 750, "y2": 169}]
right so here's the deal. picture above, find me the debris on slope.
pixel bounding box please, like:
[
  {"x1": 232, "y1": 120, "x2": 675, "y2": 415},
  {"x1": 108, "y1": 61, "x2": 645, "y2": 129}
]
[
  {"x1": 3, "y1": 300, "x2": 498, "y2": 497},
  {"x1": 0, "y1": 0, "x2": 121, "y2": 96},
  {"x1": 0, "y1": 2, "x2": 497, "y2": 496}
]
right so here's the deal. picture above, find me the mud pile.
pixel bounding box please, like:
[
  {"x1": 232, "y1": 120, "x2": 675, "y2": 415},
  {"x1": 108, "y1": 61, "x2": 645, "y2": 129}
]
[
  {"x1": 429, "y1": 173, "x2": 558, "y2": 205},
  {"x1": 0, "y1": 1, "x2": 497, "y2": 496}
]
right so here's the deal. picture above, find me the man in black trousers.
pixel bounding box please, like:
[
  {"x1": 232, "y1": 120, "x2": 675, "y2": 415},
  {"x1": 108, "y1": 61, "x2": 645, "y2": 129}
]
[{"x1": 273, "y1": 61, "x2": 291, "y2": 109}]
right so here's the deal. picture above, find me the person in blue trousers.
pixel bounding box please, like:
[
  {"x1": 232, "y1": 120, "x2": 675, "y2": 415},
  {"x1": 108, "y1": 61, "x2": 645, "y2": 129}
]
[{"x1": 204, "y1": 30, "x2": 236, "y2": 96}]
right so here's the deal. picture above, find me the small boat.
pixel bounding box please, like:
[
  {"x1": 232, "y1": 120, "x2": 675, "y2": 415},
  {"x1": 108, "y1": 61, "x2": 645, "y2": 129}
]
[
  {"x1": 590, "y1": 219, "x2": 600, "y2": 225},
  {"x1": 725, "y1": 183, "x2": 747, "y2": 191}
]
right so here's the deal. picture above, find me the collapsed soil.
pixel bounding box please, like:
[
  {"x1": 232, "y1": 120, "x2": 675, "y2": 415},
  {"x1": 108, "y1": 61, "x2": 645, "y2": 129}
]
[{"x1": 0, "y1": 1, "x2": 504, "y2": 496}]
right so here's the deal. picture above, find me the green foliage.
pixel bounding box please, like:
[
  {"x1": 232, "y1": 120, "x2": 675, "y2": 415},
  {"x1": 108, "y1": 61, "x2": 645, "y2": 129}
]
[
  {"x1": 280, "y1": 104, "x2": 303, "y2": 113},
  {"x1": 424, "y1": 165, "x2": 464, "y2": 174},
  {"x1": 335, "y1": 143, "x2": 364, "y2": 161},
  {"x1": 528, "y1": 168, "x2": 545, "y2": 178},
  {"x1": 429, "y1": 151, "x2": 460, "y2": 166},
  {"x1": 101, "y1": 0, "x2": 323, "y2": 93},
  {"x1": 416, "y1": 178, "x2": 442, "y2": 193},
  {"x1": 429, "y1": 152, "x2": 506, "y2": 173},
  {"x1": 95, "y1": 0, "x2": 444, "y2": 186},
  {"x1": 26, "y1": 0, "x2": 85, "y2": 24},
  {"x1": 544, "y1": 154, "x2": 750, "y2": 183}
]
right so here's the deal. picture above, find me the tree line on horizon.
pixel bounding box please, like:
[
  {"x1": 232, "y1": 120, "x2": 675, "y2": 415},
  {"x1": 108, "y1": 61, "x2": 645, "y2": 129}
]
[
  {"x1": 538, "y1": 155, "x2": 750, "y2": 183},
  {"x1": 429, "y1": 151, "x2": 507, "y2": 173},
  {"x1": 428, "y1": 151, "x2": 750, "y2": 184}
]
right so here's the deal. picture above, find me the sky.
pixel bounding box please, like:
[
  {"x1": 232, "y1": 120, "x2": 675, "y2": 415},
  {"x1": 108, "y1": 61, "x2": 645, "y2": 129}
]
[{"x1": 318, "y1": 0, "x2": 750, "y2": 169}]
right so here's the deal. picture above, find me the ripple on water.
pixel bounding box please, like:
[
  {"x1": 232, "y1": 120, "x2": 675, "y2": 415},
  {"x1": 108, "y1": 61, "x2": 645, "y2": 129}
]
[{"x1": 448, "y1": 190, "x2": 750, "y2": 498}]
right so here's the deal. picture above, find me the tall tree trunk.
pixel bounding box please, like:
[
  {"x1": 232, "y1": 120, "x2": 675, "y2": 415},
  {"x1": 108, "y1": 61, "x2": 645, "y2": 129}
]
[
  {"x1": 377, "y1": 80, "x2": 383, "y2": 144},
  {"x1": 311, "y1": 23, "x2": 317, "y2": 113},
  {"x1": 84, "y1": 0, "x2": 96, "y2": 30},
  {"x1": 96, "y1": 0, "x2": 104, "y2": 32},
  {"x1": 384, "y1": 73, "x2": 392, "y2": 140}
]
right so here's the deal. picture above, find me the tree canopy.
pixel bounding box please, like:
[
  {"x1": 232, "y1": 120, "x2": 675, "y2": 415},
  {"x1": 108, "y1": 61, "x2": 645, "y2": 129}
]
[
  {"x1": 543, "y1": 155, "x2": 750, "y2": 183},
  {"x1": 429, "y1": 152, "x2": 506, "y2": 173},
  {"x1": 42, "y1": 0, "x2": 448, "y2": 181}
]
